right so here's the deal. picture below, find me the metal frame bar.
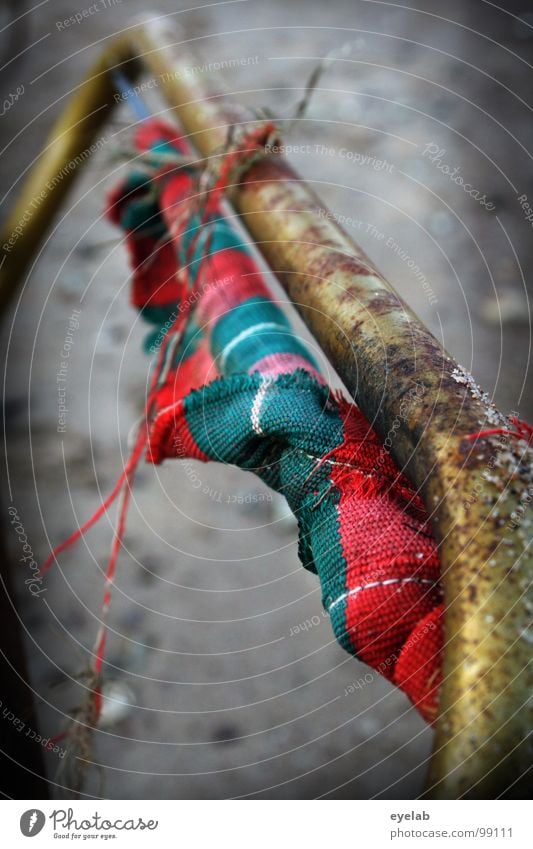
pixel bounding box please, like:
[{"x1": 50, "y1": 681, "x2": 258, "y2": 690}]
[{"x1": 1, "y1": 17, "x2": 530, "y2": 799}]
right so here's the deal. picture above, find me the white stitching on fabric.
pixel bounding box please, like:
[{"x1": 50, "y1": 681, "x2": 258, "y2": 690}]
[
  {"x1": 219, "y1": 322, "x2": 287, "y2": 372},
  {"x1": 328, "y1": 577, "x2": 436, "y2": 612},
  {"x1": 251, "y1": 376, "x2": 274, "y2": 436}
]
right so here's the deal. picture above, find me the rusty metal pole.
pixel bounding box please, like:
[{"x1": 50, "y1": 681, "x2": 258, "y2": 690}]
[
  {"x1": 0, "y1": 36, "x2": 138, "y2": 800},
  {"x1": 0, "y1": 19, "x2": 531, "y2": 799},
  {"x1": 132, "y1": 20, "x2": 532, "y2": 799},
  {"x1": 0, "y1": 39, "x2": 139, "y2": 313}
]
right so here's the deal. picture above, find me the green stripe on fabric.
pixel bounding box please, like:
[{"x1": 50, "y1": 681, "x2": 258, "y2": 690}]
[
  {"x1": 183, "y1": 370, "x2": 348, "y2": 637},
  {"x1": 184, "y1": 373, "x2": 263, "y2": 464},
  {"x1": 119, "y1": 173, "x2": 165, "y2": 238}
]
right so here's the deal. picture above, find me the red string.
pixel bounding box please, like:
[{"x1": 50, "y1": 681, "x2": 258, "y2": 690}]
[
  {"x1": 212, "y1": 122, "x2": 278, "y2": 197},
  {"x1": 42, "y1": 121, "x2": 287, "y2": 579},
  {"x1": 40, "y1": 434, "x2": 146, "y2": 576},
  {"x1": 92, "y1": 455, "x2": 139, "y2": 720},
  {"x1": 41, "y1": 120, "x2": 277, "y2": 741},
  {"x1": 466, "y1": 415, "x2": 533, "y2": 446}
]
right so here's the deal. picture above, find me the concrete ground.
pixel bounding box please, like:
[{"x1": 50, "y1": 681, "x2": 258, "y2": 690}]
[{"x1": 1, "y1": 0, "x2": 531, "y2": 798}]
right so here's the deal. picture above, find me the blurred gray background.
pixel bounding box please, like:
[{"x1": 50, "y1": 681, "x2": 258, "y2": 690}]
[{"x1": 1, "y1": 0, "x2": 532, "y2": 799}]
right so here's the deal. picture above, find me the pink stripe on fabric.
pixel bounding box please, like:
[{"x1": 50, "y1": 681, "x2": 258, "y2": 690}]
[{"x1": 249, "y1": 353, "x2": 324, "y2": 382}]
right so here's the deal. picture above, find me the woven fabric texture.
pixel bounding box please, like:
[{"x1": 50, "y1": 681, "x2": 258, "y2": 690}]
[{"x1": 108, "y1": 118, "x2": 444, "y2": 722}]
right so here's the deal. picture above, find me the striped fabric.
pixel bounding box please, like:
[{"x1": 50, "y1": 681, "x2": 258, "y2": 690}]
[{"x1": 107, "y1": 119, "x2": 443, "y2": 722}]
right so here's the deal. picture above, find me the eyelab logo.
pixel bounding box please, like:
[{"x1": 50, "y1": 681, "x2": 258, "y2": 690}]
[{"x1": 20, "y1": 809, "x2": 46, "y2": 837}]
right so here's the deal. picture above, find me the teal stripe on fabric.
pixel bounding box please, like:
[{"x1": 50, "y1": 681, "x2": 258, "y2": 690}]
[
  {"x1": 260, "y1": 380, "x2": 349, "y2": 647},
  {"x1": 143, "y1": 309, "x2": 205, "y2": 361},
  {"x1": 141, "y1": 304, "x2": 178, "y2": 354},
  {"x1": 122, "y1": 170, "x2": 150, "y2": 195},
  {"x1": 118, "y1": 170, "x2": 166, "y2": 238},
  {"x1": 308, "y1": 488, "x2": 350, "y2": 651},
  {"x1": 184, "y1": 373, "x2": 264, "y2": 465},
  {"x1": 211, "y1": 296, "x2": 289, "y2": 348},
  {"x1": 223, "y1": 328, "x2": 312, "y2": 375},
  {"x1": 259, "y1": 387, "x2": 340, "y2": 451},
  {"x1": 150, "y1": 140, "x2": 181, "y2": 157},
  {"x1": 140, "y1": 305, "x2": 176, "y2": 326},
  {"x1": 210, "y1": 296, "x2": 316, "y2": 375},
  {"x1": 182, "y1": 372, "x2": 348, "y2": 635}
]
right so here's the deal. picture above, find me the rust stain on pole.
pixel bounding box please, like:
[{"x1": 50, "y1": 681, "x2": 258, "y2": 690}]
[{"x1": 134, "y1": 20, "x2": 532, "y2": 798}]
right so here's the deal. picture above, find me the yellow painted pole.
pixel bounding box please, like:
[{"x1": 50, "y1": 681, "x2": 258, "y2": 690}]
[{"x1": 0, "y1": 39, "x2": 138, "y2": 312}]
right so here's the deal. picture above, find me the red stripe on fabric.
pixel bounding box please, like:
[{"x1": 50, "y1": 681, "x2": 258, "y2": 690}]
[
  {"x1": 147, "y1": 399, "x2": 211, "y2": 466},
  {"x1": 328, "y1": 402, "x2": 442, "y2": 722},
  {"x1": 155, "y1": 343, "x2": 218, "y2": 411},
  {"x1": 196, "y1": 253, "x2": 272, "y2": 324},
  {"x1": 135, "y1": 119, "x2": 188, "y2": 154},
  {"x1": 393, "y1": 605, "x2": 443, "y2": 722}
]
